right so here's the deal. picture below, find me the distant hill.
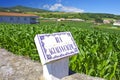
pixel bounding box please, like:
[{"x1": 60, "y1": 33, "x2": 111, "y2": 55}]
[
  {"x1": 0, "y1": 5, "x2": 50, "y2": 13},
  {"x1": 0, "y1": 5, "x2": 120, "y2": 20}
]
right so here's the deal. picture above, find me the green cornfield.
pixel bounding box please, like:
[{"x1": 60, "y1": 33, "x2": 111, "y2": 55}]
[{"x1": 0, "y1": 21, "x2": 120, "y2": 80}]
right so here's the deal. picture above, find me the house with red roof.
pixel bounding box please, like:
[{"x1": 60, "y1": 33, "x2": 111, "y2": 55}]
[{"x1": 0, "y1": 12, "x2": 39, "y2": 24}]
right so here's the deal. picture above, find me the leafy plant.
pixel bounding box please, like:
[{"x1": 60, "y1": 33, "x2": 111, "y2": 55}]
[{"x1": 0, "y1": 21, "x2": 120, "y2": 80}]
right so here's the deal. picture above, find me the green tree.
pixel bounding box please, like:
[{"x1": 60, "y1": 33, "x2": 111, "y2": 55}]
[{"x1": 95, "y1": 18, "x2": 103, "y2": 23}]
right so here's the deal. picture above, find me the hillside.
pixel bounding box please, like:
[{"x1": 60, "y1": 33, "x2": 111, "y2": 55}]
[
  {"x1": 0, "y1": 5, "x2": 50, "y2": 13},
  {"x1": 0, "y1": 5, "x2": 120, "y2": 20}
]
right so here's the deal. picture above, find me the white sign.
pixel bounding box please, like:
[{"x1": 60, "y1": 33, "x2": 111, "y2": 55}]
[{"x1": 34, "y1": 32, "x2": 79, "y2": 65}]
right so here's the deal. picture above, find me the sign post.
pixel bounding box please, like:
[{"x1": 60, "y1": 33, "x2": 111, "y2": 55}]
[{"x1": 34, "y1": 32, "x2": 79, "y2": 80}]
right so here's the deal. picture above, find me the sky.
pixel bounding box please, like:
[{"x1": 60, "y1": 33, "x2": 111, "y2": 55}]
[{"x1": 0, "y1": 0, "x2": 120, "y2": 15}]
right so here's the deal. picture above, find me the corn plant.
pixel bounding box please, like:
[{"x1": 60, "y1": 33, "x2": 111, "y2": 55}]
[{"x1": 0, "y1": 21, "x2": 120, "y2": 80}]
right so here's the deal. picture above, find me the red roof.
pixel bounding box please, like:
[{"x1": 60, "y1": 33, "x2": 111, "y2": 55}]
[{"x1": 0, "y1": 12, "x2": 38, "y2": 17}]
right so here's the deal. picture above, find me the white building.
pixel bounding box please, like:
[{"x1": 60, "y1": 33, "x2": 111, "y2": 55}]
[
  {"x1": 103, "y1": 20, "x2": 111, "y2": 24},
  {"x1": 113, "y1": 20, "x2": 120, "y2": 26},
  {"x1": 57, "y1": 18, "x2": 65, "y2": 21},
  {"x1": 0, "y1": 12, "x2": 39, "y2": 24},
  {"x1": 66, "y1": 18, "x2": 85, "y2": 22}
]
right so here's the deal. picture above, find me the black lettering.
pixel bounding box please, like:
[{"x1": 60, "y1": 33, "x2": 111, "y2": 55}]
[
  {"x1": 55, "y1": 37, "x2": 63, "y2": 43},
  {"x1": 48, "y1": 44, "x2": 74, "y2": 55},
  {"x1": 60, "y1": 45, "x2": 66, "y2": 52},
  {"x1": 69, "y1": 44, "x2": 74, "y2": 50},
  {"x1": 65, "y1": 45, "x2": 69, "y2": 50},
  {"x1": 49, "y1": 48, "x2": 56, "y2": 55},
  {"x1": 55, "y1": 47, "x2": 61, "y2": 53}
]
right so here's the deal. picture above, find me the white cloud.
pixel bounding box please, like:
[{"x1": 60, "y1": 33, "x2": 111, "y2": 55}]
[
  {"x1": 49, "y1": 4, "x2": 62, "y2": 11},
  {"x1": 61, "y1": 6, "x2": 84, "y2": 13},
  {"x1": 43, "y1": 3, "x2": 84, "y2": 13},
  {"x1": 43, "y1": 4, "x2": 50, "y2": 9}
]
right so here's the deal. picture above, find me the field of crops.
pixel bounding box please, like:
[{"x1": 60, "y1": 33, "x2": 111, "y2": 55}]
[{"x1": 0, "y1": 21, "x2": 120, "y2": 80}]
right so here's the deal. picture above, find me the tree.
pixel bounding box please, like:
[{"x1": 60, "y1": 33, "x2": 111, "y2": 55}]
[{"x1": 95, "y1": 18, "x2": 103, "y2": 23}]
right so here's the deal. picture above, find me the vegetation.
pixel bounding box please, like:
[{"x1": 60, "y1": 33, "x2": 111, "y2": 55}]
[
  {"x1": 36, "y1": 12, "x2": 120, "y2": 20},
  {"x1": 0, "y1": 5, "x2": 120, "y2": 20},
  {"x1": 0, "y1": 5, "x2": 50, "y2": 13},
  {"x1": 0, "y1": 21, "x2": 120, "y2": 80}
]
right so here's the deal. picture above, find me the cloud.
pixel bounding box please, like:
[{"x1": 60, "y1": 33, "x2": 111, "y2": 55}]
[
  {"x1": 43, "y1": 4, "x2": 50, "y2": 9},
  {"x1": 49, "y1": 4, "x2": 62, "y2": 11},
  {"x1": 43, "y1": 3, "x2": 84, "y2": 13}
]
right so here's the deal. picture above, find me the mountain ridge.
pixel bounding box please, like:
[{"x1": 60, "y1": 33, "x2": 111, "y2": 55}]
[{"x1": 0, "y1": 5, "x2": 50, "y2": 13}]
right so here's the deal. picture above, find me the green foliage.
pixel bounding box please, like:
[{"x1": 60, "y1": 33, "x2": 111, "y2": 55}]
[
  {"x1": 37, "y1": 12, "x2": 120, "y2": 20},
  {"x1": 0, "y1": 21, "x2": 120, "y2": 80},
  {"x1": 69, "y1": 30, "x2": 120, "y2": 80},
  {"x1": 95, "y1": 18, "x2": 103, "y2": 23},
  {"x1": 0, "y1": 5, "x2": 50, "y2": 13},
  {"x1": 1, "y1": 5, "x2": 120, "y2": 20}
]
